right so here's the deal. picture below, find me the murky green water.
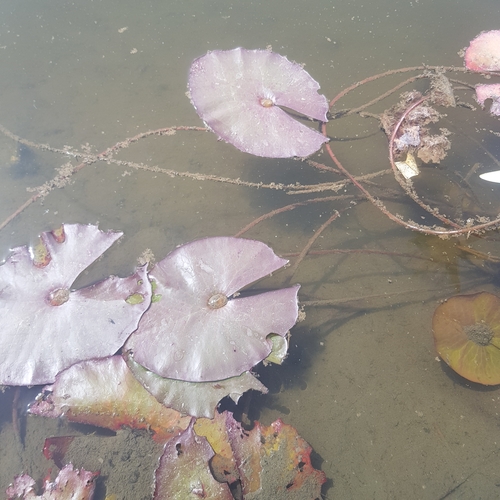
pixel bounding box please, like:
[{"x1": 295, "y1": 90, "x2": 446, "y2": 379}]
[{"x1": 1, "y1": 0, "x2": 500, "y2": 498}]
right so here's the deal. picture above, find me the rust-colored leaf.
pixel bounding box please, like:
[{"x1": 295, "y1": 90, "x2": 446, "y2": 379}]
[
  {"x1": 195, "y1": 411, "x2": 326, "y2": 499},
  {"x1": 29, "y1": 356, "x2": 190, "y2": 443}
]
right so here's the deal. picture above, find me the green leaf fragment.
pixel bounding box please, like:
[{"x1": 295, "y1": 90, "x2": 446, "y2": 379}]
[{"x1": 126, "y1": 293, "x2": 145, "y2": 305}]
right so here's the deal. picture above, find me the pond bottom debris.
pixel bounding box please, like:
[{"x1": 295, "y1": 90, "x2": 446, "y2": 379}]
[{"x1": 6, "y1": 464, "x2": 98, "y2": 500}]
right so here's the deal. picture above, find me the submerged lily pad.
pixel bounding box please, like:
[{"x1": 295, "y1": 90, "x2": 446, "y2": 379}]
[
  {"x1": 6, "y1": 464, "x2": 98, "y2": 500},
  {"x1": 126, "y1": 353, "x2": 268, "y2": 418},
  {"x1": 126, "y1": 237, "x2": 300, "y2": 382},
  {"x1": 194, "y1": 411, "x2": 326, "y2": 499},
  {"x1": 433, "y1": 292, "x2": 500, "y2": 385},
  {"x1": 188, "y1": 47, "x2": 329, "y2": 158},
  {"x1": 0, "y1": 224, "x2": 151, "y2": 386},
  {"x1": 154, "y1": 420, "x2": 233, "y2": 500}
]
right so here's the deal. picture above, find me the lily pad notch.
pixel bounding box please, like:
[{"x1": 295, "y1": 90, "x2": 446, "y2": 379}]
[{"x1": 188, "y1": 47, "x2": 329, "y2": 158}]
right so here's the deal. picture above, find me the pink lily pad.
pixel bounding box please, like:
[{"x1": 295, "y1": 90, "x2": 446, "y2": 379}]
[
  {"x1": 126, "y1": 237, "x2": 300, "y2": 382},
  {"x1": 475, "y1": 83, "x2": 500, "y2": 117},
  {"x1": 0, "y1": 224, "x2": 151, "y2": 386},
  {"x1": 153, "y1": 420, "x2": 233, "y2": 500},
  {"x1": 6, "y1": 464, "x2": 98, "y2": 500},
  {"x1": 465, "y1": 30, "x2": 500, "y2": 73},
  {"x1": 188, "y1": 47, "x2": 329, "y2": 158}
]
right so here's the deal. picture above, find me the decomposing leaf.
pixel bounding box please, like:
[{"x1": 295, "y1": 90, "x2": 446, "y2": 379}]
[
  {"x1": 126, "y1": 237, "x2": 300, "y2": 383},
  {"x1": 395, "y1": 152, "x2": 419, "y2": 180},
  {"x1": 195, "y1": 411, "x2": 326, "y2": 500},
  {"x1": 43, "y1": 436, "x2": 75, "y2": 469},
  {"x1": 264, "y1": 333, "x2": 289, "y2": 365},
  {"x1": 125, "y1": 353, "x2": 268, "y2": 418},
  {"x1": 29, "y1": 356, "x2": 191, "y2": 442},
  {"x1": 475, "y1": 83, "x2": 500, "y2": 117},
  {"x1": 416, "y1": 128, "x2": 451, "y2": 164},
  {"x1": 382, "y1": 91, "x2": 451, "y2": 164},
  {"x1": 188, "y1": 48, "x2": 329, "y2": 158},
  {"x1": 153, "y1": 420, "x2": 233, "y2": 500},
  {"x1": 6, "y1": 464, "x2": 98, "y2": 500},
  {"x1": 0, "y1": 224, "x2": 151, "y2": 386}
]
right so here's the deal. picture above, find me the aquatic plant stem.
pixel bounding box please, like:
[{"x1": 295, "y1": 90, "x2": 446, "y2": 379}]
[
  {"x1": 327, "y1": 65, "x2": 466, "y2": 109},
  {"x1": 234, "y1": 195, "x2": 353, "y2": 237},
  {"x1": 284, "y1": 210, "x2": 340, "y2": 285}
]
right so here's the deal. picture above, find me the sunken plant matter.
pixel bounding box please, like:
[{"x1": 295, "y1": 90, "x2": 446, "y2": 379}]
[{"x1": 4, "y1": 30, "x2": 500, "y2": 499}]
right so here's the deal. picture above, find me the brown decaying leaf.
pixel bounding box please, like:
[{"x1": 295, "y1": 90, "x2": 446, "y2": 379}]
[
  {"x1": 29, "y1": 356, "x2": 190, "y2": 443},
  {"x1": 195, "y1": 411, "x2": 326, "y2": 500},
  {"x1": 6, "y1": 464, "x2": 98, "y2": 500}
]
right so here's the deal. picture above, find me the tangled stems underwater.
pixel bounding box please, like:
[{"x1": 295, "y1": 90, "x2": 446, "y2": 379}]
[{"x1": 2, "y1": 38, "x2": 500, "y2": 498}]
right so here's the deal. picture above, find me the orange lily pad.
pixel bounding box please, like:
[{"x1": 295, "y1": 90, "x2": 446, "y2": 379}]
[
  {"x1": 432, "y1": 292, "x2": 500, "y2": 385},
  {"x1": 194, "y1": 411, "x2": 326, "y2": 499},
  {"x1": 29, "y1": 356, "x2": 191, "y2": 442}
]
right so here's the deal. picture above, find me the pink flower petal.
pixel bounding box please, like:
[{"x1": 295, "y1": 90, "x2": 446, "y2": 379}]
[{"x1": 153, "y1": 421, "x2": 233, "y2": 500}]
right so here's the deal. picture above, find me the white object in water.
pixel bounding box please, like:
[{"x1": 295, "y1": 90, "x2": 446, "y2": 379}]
[{"x1": 479, "y1": 170, "x2": 500, "y2": 183}]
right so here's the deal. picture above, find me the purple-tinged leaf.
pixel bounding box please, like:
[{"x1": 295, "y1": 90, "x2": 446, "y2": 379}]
[
  {"x1": 0, "y1": 224, "x2": 151, "y2": 386},
  {"x1": 126, "y1": 352, "x2": 268, "y2": 418},
  {"x1": 6, "y1": 464, "x2": 98, "y2": 500},
  {"x1": 475, "y1": 83, "x2": 500, "y2": 117},
  {"x1": 126, "y1": 237, "x2": 300, "y2": 382},
  {"x1": 153, "y1": 420, "x2": 233, "y2": 500},
  {"x1": 188, "y1": 47, "x2": 329, "y2": 158},
  {"x1": 29, "y1": 356, "x2": 191, "y2": 443}
]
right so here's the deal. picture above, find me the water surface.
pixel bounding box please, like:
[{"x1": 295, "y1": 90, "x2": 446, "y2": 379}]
[{"x1": 1, "y1": 0, "x2": 500, "y2": 498}]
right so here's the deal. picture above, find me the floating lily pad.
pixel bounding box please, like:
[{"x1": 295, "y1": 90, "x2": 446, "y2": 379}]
[
  {"x1": 433, "y1": 292, "x2": 500, "y2": 385},
  {"x1": 464, "y1": 30, "x2": 500, "y2": 73},
  {"x1": 29, "y1": 356, "x2": 191, "y2": 442},
  {"x1": 0, "y1": 224, "x2": 151, "y2": 386},
  {"x1": 125, "y1": 352, "x2": 268, "y2": 418},
  {"x1": 126, "y1": 237, "x2": 300, "y2": 382},
  {"x1": 6, "y1": 464, "x2": 98, "y2": 500},
  {"x1": 188, "y1": 47, "x2": 329, "y2": 158}
]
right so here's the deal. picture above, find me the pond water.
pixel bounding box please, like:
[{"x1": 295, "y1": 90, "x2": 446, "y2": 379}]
[{"x1": 1, "y1": 0, "x2": 500, "y2": 498}]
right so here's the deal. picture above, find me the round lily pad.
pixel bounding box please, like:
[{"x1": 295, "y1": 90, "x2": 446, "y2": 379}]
[
  {"x1": 464, "y1": 30, "x2": 500, "y2": 73},
  {"x1": 188, "y1": 47, "x2": 329, "y2": 158},
  {"x1": 432, "y1": 292, "x2": 500, "y2": 385},
  {"x1": 126, "y1": 237, "x2": 300, "y2": 383}
]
